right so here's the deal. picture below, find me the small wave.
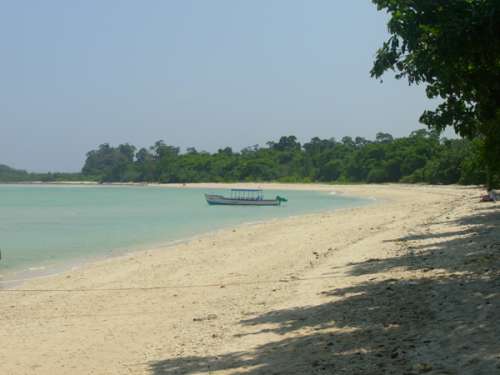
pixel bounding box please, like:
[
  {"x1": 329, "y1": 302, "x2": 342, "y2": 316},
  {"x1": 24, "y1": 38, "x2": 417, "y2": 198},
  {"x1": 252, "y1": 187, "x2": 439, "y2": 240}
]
[{"x1": 28, "y1": 266, "x2": 46, "y2": 272}]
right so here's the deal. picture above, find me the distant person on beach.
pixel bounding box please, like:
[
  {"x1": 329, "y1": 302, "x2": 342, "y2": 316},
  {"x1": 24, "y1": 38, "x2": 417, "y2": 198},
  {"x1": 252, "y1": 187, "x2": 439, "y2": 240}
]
[
  {"x1": 481, "y1": 189, "x2": 497, "y2": 202},
  {"x1": 489, "y1": 189, "x2": 497, "y2": 202}
]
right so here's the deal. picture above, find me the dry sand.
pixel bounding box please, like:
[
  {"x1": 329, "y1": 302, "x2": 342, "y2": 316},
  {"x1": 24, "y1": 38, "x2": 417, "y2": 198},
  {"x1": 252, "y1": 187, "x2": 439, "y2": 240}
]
[{"x1": 0, "y1": 184, "x2": 499, "y2": 375}]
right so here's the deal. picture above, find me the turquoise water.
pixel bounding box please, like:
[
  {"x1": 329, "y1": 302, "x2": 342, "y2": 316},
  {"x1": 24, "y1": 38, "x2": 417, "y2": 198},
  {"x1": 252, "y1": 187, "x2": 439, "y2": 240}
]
[{"x1": 0, "y1": 184, "x2": 370, "y2": 282}]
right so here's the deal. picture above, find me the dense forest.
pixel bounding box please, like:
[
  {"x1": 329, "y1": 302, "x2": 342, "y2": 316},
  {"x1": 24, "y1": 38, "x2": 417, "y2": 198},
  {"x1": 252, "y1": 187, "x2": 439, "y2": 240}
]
[
  {"x1": 1, "y1": 130, "x2": 493, "y2": 186},
  {"x1": 79, "y1": 129, "x2": 493, "y2": 186}
]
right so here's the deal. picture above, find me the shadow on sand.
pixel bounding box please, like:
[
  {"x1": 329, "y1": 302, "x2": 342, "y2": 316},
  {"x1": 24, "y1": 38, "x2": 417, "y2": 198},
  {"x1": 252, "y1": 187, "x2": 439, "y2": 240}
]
[{"x1": 149, "y1": 203, "x2": 500, "y2": 374}]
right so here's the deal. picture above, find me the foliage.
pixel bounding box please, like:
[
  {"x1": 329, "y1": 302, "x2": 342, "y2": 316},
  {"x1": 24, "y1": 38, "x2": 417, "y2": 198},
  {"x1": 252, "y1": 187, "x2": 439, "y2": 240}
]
[
  {"x1": 0, "y1": 164, "x2": 31, "y2": 182},
  {"x1": 1, "y1": 131, "x2": 490, "y2": 186},
  {"x1": 77, "y1": 130, "x2": 488, "y2": 185},
  {"x1": 0, "y1": 164, "x2": 85, "y2": 183},
  {"x1": 371, "y1": 0, "x2": 500, "y2": 187}
]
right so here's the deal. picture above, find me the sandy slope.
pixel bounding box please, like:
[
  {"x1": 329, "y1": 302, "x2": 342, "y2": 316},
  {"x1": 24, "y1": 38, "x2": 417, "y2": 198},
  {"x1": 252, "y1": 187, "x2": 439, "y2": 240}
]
[{"x1": 0, "y1": 184, "x2": 498, "y2": 375}]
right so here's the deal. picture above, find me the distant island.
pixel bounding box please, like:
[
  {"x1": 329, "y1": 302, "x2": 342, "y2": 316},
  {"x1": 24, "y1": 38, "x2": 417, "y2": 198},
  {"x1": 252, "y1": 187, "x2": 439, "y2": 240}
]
[{"x1": 1, "y1": 129, "x2": 495, "y2": 187}]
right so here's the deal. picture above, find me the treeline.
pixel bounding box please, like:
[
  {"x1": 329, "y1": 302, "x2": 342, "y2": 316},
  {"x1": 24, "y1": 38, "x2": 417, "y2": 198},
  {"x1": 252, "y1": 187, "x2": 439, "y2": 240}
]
[
  {"x1": 81, "y1": 129, "x2": 492, "y2": 185},
  {"x1": 0, "y1": 164, "x2": 82, "y2": 183}
]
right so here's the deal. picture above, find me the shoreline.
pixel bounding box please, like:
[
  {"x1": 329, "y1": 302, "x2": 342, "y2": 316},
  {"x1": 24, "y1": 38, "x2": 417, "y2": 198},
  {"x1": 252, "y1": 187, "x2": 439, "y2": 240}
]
[
  {"x1": 0, "y1": 183, "x2": 375, "y2": 288},
  {"x1": 1, "y1": 184, "x2": 497, "y2": 374}
]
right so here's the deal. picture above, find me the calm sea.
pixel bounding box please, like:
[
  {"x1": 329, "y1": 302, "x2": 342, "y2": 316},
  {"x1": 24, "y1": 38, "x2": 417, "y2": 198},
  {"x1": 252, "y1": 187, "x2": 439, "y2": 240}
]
[{"x1": 0, "y1": 184, "x2": 370, "y2": 283}]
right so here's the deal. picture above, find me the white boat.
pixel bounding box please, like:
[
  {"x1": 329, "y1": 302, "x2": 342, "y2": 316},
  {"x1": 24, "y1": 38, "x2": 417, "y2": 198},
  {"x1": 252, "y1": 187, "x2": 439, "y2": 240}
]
[{"x1": 205, "y1": 189, "x2": 287, "y2": 206}]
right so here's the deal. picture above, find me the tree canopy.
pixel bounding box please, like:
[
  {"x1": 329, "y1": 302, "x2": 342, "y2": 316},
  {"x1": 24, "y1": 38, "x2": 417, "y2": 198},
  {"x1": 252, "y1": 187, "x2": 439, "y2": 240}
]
[
  {"x1": 371, "y1": 0, "x2": 500, "y2": 187},
  {"x1": 0, "y1": 130, "x2": 489, "y2": 185},
  {"x1": 0, "y1": 164, "x2": 82, "y2": 183},
  {"x1": 77, "y1": 130, "x2": 487, "y2": 185}
]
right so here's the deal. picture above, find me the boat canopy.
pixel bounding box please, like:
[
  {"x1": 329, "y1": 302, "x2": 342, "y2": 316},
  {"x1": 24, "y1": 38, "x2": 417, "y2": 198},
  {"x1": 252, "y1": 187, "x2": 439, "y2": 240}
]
[
  {"x1": 230, "y1": 188, "x2": 264, "y2": 200},
  {"x1": 230, "y1": 189, "x2": 263, "y2": 192}
]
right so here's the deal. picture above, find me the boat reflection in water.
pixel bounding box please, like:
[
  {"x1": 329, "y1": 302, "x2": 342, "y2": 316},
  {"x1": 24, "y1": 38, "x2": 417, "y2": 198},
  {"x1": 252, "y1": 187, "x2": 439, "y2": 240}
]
[{"x1": 205, "y1": 189, "x2": 288, "y2": 206}]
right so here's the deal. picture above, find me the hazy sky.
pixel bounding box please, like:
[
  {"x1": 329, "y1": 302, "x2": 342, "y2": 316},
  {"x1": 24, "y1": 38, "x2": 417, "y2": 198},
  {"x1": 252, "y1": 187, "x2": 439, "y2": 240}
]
[{"x1": 1, "y1": 1, "x2": 440, "y2": 172}]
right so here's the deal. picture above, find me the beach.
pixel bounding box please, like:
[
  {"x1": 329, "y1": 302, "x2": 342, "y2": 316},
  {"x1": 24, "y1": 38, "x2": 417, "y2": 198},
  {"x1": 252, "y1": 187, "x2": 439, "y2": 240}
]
[{"x1": 0, "y1": 184, "x2": 498, "y2": 374}]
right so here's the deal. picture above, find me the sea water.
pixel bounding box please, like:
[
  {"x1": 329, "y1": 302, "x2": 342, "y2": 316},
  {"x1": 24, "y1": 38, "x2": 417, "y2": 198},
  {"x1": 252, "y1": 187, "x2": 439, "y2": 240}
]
[{"x1": 0, "y1": 184, "x2": 371, "y2": 283}]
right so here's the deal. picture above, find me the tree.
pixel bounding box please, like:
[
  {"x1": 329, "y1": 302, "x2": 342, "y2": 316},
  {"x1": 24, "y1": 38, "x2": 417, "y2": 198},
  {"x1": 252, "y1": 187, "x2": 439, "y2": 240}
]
[
  {"x1": 135, "y1": 148, "x2": 155, "y2": 181},
  {"x1": 117, "y1": 144, "x2": 136, "y2": 163},
  {"x1": 76, "y1": 129, "x2": 487, "y2": 185},
  {"x1": 272, "y1": 136, "x2": 301, "y2": 152},
  {"x1": 371, "y1": 0, "x2": 500, "y2": 187},
  {"x1": 376, "y1": 132, "x2": 394, "y2": 144},
  {"x1": 318, "y1": 160, "x2": 342, "y2": 181}
]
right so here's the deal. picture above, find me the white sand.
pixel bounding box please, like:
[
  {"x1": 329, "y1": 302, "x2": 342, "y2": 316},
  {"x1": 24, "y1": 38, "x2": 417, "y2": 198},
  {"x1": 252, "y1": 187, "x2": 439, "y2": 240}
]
[{"x1": 1, "y1": 184, "x2": 498, "y2": 374}]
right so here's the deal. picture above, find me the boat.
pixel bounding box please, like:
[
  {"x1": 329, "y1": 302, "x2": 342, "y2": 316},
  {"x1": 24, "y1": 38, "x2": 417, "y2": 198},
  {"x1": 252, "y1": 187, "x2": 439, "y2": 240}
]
[{"x1": 205, "y1": 189, "x2": 288, "y2": 206}]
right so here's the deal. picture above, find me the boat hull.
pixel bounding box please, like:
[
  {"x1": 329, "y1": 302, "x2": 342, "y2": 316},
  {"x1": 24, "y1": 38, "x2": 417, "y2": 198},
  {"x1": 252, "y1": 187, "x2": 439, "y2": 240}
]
[{"x1": 205, "y1": 194, "x2": 281, "y2": 206}]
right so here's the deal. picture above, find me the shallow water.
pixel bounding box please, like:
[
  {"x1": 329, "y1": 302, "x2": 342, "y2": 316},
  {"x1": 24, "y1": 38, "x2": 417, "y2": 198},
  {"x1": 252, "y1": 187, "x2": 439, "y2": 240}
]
[{"x1": 0, "y1": 184, "x2": 370, "y2": 282}]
